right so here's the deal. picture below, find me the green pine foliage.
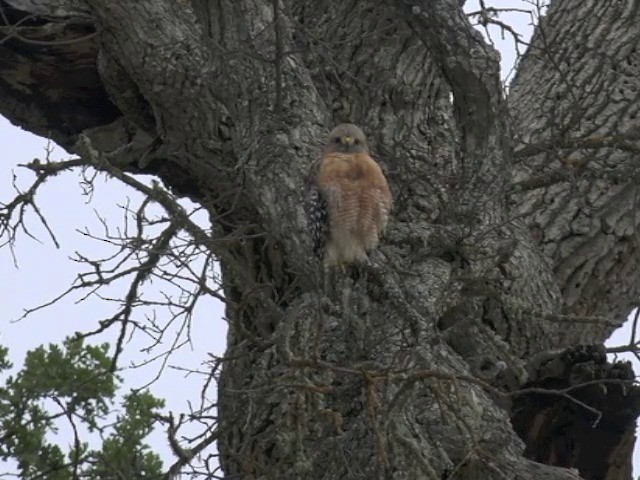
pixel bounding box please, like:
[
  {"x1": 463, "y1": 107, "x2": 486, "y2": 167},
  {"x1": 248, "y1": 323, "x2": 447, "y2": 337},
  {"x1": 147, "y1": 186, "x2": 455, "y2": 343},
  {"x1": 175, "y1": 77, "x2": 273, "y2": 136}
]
[{"x1": 0, "y1": 338, "x2": 165, "y2": 479}]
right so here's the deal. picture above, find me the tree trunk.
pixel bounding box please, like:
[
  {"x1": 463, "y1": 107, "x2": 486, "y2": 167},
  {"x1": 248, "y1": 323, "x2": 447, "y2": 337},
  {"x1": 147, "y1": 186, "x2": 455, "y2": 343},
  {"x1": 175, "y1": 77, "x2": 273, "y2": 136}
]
[{"x1": 1, "y1": 0, "x2": 639, "y2": 478}]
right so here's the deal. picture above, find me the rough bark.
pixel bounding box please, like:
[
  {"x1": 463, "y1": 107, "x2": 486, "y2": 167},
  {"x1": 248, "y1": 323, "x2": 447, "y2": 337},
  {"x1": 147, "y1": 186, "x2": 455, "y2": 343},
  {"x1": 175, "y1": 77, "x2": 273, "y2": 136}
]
[
  {"x1": 0, "y1": 0, "x2": 638, "y2": 479},
  {"x1": 509, "y1": 0, "x2": 640, "y2": 337}
]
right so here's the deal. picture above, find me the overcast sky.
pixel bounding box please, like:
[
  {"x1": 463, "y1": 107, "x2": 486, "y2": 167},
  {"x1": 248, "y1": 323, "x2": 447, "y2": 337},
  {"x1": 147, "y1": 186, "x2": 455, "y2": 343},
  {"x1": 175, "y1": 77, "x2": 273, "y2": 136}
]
[{"x1": 1, "y1": 0, "x2": 638, "y2": 475}]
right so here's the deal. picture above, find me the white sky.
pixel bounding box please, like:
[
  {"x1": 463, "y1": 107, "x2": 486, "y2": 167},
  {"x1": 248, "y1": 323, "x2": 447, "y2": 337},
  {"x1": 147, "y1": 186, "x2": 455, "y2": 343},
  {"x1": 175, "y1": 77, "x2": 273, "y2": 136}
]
[
  {"x1": 0, "y1": 0, "x2": 637, "y2": 476},
  {"x1": 0, "y1": 115, "x2": 228, "y2": 470}
]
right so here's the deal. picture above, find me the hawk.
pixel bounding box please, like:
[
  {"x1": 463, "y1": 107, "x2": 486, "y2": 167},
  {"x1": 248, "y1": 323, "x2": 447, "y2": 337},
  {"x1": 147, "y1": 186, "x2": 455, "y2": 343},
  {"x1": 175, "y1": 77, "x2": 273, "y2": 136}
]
[{"x1": 307, "y1": 124, "x2": 392, "y2": 268}]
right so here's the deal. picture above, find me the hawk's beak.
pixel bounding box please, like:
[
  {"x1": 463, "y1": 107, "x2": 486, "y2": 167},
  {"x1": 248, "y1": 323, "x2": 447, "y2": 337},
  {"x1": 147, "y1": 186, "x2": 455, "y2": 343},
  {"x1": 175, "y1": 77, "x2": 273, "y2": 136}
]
[{"x1": 342, "y1": 136, "x2": 354, "y2": 146}]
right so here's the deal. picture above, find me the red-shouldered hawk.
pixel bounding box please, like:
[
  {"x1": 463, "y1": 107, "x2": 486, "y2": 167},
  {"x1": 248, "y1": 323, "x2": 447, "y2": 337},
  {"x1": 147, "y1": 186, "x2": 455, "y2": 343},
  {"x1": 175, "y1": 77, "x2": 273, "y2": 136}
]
[{"x1": 307, "y1": 124, "x2": 392, "y2": 268}]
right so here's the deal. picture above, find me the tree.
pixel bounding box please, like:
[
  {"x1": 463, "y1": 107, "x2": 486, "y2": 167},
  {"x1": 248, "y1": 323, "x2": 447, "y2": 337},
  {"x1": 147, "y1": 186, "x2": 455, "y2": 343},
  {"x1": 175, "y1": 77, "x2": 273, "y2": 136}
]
[
  {"x1": 1, "y1": 0, "x2": 639, "y2": 478},
  {"x1": 0, "y1": 340, "x2": 165, "y2": 479}
]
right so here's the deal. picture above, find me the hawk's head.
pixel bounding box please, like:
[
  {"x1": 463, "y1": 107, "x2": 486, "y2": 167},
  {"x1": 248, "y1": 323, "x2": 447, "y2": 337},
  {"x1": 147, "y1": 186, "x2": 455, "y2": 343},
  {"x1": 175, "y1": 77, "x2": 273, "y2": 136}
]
[{"x1": 324, "y1": 123, "x2": 369, "y2": 154}]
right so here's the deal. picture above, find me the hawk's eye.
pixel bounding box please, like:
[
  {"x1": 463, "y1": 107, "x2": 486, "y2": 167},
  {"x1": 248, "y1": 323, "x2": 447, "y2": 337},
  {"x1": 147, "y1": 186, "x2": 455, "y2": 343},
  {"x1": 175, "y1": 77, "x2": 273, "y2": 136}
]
[
  {"x1": 334, "y1": 137, "x2": 341, "y2": 144},
  {"x1": 354, "y1": 138, "x2": 360, "y2": 144}
]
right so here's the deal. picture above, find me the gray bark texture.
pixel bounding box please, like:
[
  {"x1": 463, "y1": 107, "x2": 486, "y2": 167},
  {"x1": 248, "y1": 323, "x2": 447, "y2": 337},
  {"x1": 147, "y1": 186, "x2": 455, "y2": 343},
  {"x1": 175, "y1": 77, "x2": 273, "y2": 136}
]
[{"x1": 0, "y1": 0, "x2": 639, "y2": 478}]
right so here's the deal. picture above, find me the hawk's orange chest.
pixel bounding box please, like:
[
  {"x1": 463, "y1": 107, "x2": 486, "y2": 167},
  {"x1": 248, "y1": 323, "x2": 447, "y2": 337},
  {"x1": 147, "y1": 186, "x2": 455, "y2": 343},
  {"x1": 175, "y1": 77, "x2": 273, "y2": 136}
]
[
  {"x1": 313, "y1": 151, "x2": 392, "y2": 266},
  {"x1": 316, "y1": 152, "x2": 387, "y2": 188}
]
